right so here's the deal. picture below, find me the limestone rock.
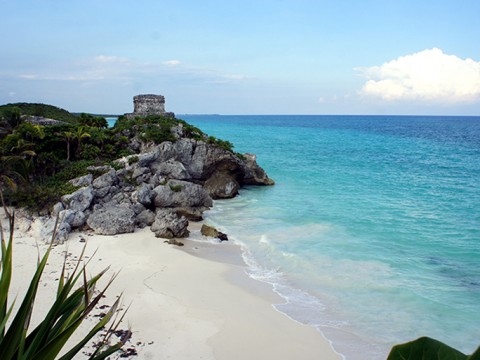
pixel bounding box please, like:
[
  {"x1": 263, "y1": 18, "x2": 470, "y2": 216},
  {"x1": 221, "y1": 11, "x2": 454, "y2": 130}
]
[
  {"x1": 93, "y1": 169, "x2": 117, "y2": 189},
  {"x1": 153, "y1": 180, "x2": 212, "y2": 209},
  {"x1": 204, "y1": 172, "x2": 240, "y2": 199},
  {"x1": 59, "y1": 209, "x2": 86, "y2": 228},
  {"x1": 61, "y1": 186, "x2": 94, "y2": 212},
  {"x1": 136, "y1": 209, "x2": 155, "y2": 228},
  {"x1": 86, "y1": 206, "x2": 136, "y2": 235},
  {"x1": 151, "y1": 159, "x2": 190, "y2": 180},
  {"x1": 132, "y1": 202, "x2": 146, "y2": 215},
  {"x1": 133, "y1": 183, "x2": 154, "y2": 207},
  {"x1": 52, "y1": 202, "x2": 64, "y2": 216},
  {"x1": 174, "y1": 207, "x2": 205, "y2": 221},
  {"x1": 41, "y1": 217, "x2": 71, "y2": 242},
  {"x1": 69, "y1": 174, "x2": 93, "y2": 187},
  {"x1": 151, "y1": 210, "x2": 189, "y2": 239},
  {"x1": 241, "y1": 153, "x2": 275, "y2": 186}
]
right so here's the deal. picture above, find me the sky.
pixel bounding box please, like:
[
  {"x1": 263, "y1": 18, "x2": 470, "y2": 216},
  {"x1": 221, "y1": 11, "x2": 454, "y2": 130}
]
[{"x1": 1, "y1": 0, "x2": 480, "y2": 115}]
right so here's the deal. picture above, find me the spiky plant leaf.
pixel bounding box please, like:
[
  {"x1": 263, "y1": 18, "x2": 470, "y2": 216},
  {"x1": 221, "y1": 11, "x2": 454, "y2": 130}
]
[{"x1": 388, "y1": 337, "x2": 477, "y2": 360}]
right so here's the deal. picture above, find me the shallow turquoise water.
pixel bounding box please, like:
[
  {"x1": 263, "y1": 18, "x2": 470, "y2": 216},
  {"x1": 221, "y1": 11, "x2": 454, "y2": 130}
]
[{"x1": 181, "y1": 115, "x2": 480, "y2": 360}]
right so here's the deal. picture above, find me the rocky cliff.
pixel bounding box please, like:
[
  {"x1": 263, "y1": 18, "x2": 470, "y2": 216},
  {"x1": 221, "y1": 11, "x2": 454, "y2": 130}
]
[{"x1": 40, "y1": 117, "x2": 274, "y2": 241}]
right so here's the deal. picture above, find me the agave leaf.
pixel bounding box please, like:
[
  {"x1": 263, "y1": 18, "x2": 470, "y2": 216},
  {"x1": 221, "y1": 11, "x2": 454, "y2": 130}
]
[
  {"x1": 0, "y1": 218, "x2": 13, "y2": 341},
  {"x1": 32, "y1": 277, "x2": 120, "y2": 360},
  {"x1": 56, "y1": 253, "x2": 68, "y2": 297},
  {"x1": 22, "y1": 261, "x2": 104, "y2": 357},
  {"x1": 0, "y1": 241, "x2": 52, "y2": 360},
  {"x1": 87, "y1": 342, "x2": 124, "y2": 360},
  {"x1": 57, "y1": 296, "x2": 122, "y2": 360},
  {"x1": 387, "y1": 337, "x2": 469, "y2": 360},
  {"x1": 0, "y1": 299, "x2": 15, "y2": 339}
]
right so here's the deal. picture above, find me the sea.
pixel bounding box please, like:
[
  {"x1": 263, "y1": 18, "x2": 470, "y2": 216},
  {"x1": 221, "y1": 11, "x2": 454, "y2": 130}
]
[
  {"x1": 109, "y1": 115, "x2": 480, "y2": 359},
  {"x1": 181, "y1": 115, "x2": 480, "y2": 360}
]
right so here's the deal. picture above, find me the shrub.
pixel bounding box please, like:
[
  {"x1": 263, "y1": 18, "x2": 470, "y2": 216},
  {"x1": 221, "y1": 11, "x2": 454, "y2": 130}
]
[
  {"x1": 128, "y1": 155, "x2": 139, "y2": 165},
  {"x1": 169, "y1": 184, "x2": 182, "y2": 192}
]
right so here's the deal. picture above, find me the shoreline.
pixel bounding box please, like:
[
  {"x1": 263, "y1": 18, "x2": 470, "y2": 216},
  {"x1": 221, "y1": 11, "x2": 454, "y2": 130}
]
[{"x1": 4, "y1": 211, "x2": 341, "y2": 360}]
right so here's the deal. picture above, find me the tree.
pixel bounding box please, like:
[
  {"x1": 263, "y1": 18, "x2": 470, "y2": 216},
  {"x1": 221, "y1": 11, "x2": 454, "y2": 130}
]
[
  {"x1": 0, "y1": 107, "x2": 22, "y2": 138},
  {"x1": 78, "y1": 113, "x2": 108, "y2": 128},
  {"x1": 60, "y1": 131, "x2": 74, "y2": 161},
  {"x1": 0, "y1": 153, "x2": 34, "y2": 192},
  {"x1": 73, "y1": 127, "x2": 91, "y2": 159}
]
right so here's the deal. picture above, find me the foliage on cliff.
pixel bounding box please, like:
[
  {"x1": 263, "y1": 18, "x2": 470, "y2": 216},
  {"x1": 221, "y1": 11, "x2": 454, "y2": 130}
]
[
  {"x1": 0, "y1": 103, "x2": 236, "y2": 212},
  {"x1": 0, "y1": 103, "x2": 79, "y2": 123}
]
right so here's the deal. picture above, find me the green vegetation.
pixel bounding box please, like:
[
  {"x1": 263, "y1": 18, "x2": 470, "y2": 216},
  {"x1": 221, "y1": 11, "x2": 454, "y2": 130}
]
[
  {"x1": 0, "y1": 103, "x2": 237, "y2": 212},
  {"x1": 169, "y1": 184, "x2": 183, "y2": 192},
  {"x1": 388, "y1": 337, "x2": 480, "y2": 360},
  {"x1": 0, "y1": 210, "x2": 129, "y2": 359},
  {"x1": 207, "y1": 136, "x2": 233, "y2": 152},
  {"x1": 0, "y1": 103, "x2": 78, "y2": 123},
  {"x1": 127, "y1": 155, "x2": 139, "y2": 165}
]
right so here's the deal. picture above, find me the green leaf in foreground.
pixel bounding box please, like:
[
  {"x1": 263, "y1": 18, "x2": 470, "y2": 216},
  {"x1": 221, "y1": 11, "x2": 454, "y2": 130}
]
[
  {"x1": 387, "y1": 337, "x2": 480, "y2": 360},
  {"x1": 0, "y1": 207, "x2": 130, "y2": 360}
]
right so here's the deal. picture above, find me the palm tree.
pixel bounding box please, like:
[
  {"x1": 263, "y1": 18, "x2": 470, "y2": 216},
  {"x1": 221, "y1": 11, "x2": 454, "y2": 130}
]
[
  {"x1": 60, "y1": 131, "x2": 74, "y2": 161},
  {"x1": 73, "y1": 127, "x2": 91, "y2": 159},
  {"x1": 0, "y1": 153, "x2": 33, "y2": 192}
]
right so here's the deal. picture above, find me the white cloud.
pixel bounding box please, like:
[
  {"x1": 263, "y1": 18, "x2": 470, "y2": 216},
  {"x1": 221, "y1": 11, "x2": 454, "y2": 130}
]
[
  {"x1": 94, "y1": 55, "x2": 130, "y2": 64},
  {"x1": 161, "y1": 60, "x2": 181, "y2": 67},
  {"x1": 13, "y1": 55, "x2": 248, "y2": 87},
  {"x1": 19, "y1": 74, "x2": 38, "y2": 79},
  {"x1": 357, "y1": 48, "x2": 480, "y2": 103}
]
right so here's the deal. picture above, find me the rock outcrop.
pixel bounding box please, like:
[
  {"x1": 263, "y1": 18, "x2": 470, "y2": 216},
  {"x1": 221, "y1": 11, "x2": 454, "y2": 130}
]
[
  {"x1": 151, "y1": 210, "x2": 189, "y2": 239},
  {"x1": 86, "y1": 206, "x2": 136, "y2": 235},
  {"x1": 46, "y1": 100, "x2": 273, "y2": 241}
]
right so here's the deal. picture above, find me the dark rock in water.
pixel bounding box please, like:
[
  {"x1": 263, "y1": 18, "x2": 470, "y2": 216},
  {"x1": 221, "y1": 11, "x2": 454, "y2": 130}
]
[
  {"x1": 151, "y1": 209, "x2": 189, "y2": 239},
  {"x1": 217, "y1": 232, "x2": 228, "y2": 241},
  {"x1": 201, "y1": 224, "x2": 228, "y2": 241},
  {"x1": 86, "y1": 206, "x2": 136, "y2": 235},
  {"x1": 201, "y1": 224, "x2": 219, "y2": 237}
]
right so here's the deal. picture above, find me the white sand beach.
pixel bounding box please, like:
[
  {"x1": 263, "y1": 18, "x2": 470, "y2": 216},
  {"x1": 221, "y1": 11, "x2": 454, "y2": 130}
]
[{"x1": 3, "y1": 211, "x2": 340, "y2": 360}]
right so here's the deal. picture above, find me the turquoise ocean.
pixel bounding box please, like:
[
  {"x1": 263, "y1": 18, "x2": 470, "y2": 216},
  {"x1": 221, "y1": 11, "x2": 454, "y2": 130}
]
[
  {"x1": 179, "y1": 115, "x2": 480, "y2": 360},
  {"x1": 109, "y1": 115, "x2": 479, "y2": 359}
]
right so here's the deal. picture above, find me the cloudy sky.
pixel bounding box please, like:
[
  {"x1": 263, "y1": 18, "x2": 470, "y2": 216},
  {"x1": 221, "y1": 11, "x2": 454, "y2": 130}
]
[{"x1": 1, "y1": 0, "x2": 479, "y2": 115}]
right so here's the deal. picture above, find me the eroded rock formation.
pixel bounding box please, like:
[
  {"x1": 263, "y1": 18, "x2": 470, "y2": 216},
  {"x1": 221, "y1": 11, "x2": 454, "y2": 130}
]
[{"x1": 42, "y1": 95, "x2": 273, "y2": 241}]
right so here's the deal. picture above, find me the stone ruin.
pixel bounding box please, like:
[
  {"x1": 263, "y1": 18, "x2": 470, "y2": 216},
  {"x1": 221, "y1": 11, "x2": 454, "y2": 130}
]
[{"x1": 124, "y1": 94, "x2": 175, "y2": 119}]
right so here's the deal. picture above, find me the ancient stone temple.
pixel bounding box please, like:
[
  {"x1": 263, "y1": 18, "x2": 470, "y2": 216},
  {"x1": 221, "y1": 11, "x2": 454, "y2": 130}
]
[{"x1": 125, "y1": 94, "x2": 174, "y2": 118}]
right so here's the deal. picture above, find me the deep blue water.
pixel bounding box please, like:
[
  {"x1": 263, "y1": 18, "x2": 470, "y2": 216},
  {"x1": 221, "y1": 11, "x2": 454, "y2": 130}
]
[{"x1": 179, "y1": 115, "x2": 480, "y2": 360}]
